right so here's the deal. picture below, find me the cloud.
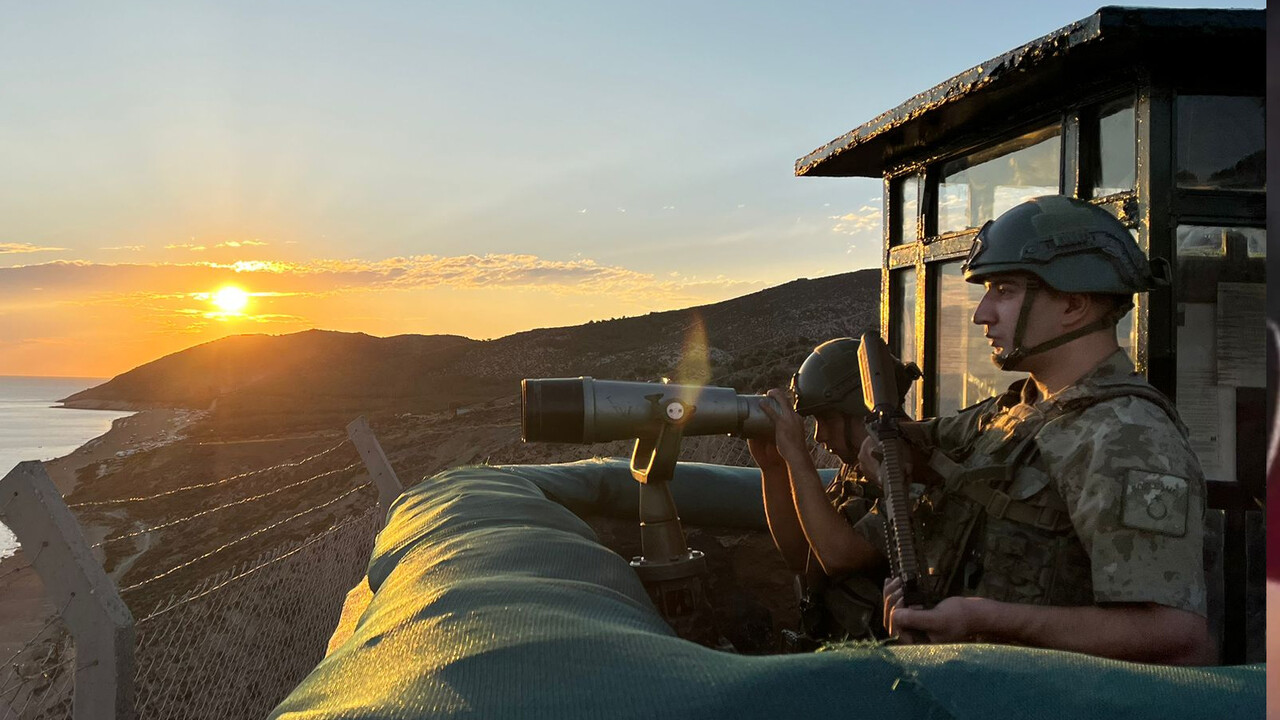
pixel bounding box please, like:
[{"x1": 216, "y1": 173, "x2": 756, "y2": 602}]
[
  {"x1": 216, "y1": 240, "x2": 268, "y2": 248},
  {"x1": 165, "y1": 243, "x2": 207, "y2": 251},
  {"x1": 830, "y1": 204, "x2": 881, "y2": 236},
  {"x1": 0, "y1": 242, "x2": 66, "y2": 254},
  {"x1": 0, "y1": 253, "x2": 760, "y2": 306},
  {"x1": 101, "y1": 245, "x2": 145, "y2": 251}
]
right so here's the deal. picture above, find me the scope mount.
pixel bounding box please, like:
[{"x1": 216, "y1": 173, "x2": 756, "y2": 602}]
[{"x1": 627, "y1": 404, "x2": 727, "y2": 648}]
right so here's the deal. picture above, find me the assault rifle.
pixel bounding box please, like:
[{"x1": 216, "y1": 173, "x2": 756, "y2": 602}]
[{"x1": 857, "y1": 332, "x2": 929, "y2": 640}]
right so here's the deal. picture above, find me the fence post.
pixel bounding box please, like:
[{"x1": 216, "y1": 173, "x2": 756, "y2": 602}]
[
  {"x1": 346, "y1": 417, "x2": 403, "y2": 526},
  {"x1": 0, "y1": 461, "x2": 135, "y2": 720}
]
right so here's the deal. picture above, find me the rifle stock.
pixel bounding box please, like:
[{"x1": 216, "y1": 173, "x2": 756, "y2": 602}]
[{"x1": 857, "y1": 332, "x2": 929, "y2": 640}]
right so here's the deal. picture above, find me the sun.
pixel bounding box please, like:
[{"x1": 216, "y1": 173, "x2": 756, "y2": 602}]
[{"x1": 211, "y1": 285, "x2": 250, "y2": 315}]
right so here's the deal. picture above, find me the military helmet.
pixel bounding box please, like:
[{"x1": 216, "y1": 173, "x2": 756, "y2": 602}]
[
  {"x1": 962, "y1": 195, "x2": 1169, "y2": 293},
  {"x1": 792, "y1": 338, "x2": 917, "y2": 418}
]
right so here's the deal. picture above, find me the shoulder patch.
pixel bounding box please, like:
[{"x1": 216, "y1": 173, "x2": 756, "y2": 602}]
[{"x1": 1120, "y1": 470, "x2": 1189, "y2": 537}]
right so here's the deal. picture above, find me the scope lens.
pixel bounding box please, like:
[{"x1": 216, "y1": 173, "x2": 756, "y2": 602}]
[{"x1": 521, "y1": 378, "x2": 586, "y2": 442}]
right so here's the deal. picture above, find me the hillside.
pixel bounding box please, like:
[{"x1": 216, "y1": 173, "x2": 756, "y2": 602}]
[
  {"x1": 62, "y1": 269, "x2": 880, "y2": 430},
  {"x1": 52, "y1": 269, "x2": 879, "y2": 653}
]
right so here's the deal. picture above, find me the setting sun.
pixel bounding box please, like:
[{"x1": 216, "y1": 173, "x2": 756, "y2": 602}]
[{"x1": 212, "y1": 286, "x2": 250, "y2": 315}]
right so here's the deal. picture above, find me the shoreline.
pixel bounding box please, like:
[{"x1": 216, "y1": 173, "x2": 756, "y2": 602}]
[{"x1": 0, "y1": 408, "x2": 203, "y2": 664}]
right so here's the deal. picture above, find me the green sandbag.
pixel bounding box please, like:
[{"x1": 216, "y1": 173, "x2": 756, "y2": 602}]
[{"x1": 272, "y1": 464, "x2": 1263, "y2": 720}]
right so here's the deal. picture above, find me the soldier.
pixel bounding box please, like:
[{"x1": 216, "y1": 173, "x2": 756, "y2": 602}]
[
  {"x1": 871, "y1": 195, "x2": 1214, "y2": 665},
  {"x1": 749, "y1": 338, "x2": 917, "y2": 644}
]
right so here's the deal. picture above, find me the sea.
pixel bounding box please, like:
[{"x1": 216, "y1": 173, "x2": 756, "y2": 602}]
[{"x1": 0, "y1": 376, "x2": 134, "y2": 560}]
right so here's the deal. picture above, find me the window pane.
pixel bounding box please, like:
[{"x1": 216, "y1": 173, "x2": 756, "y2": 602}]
[
  {"x1": 1177, "y1": 224, "x2": 1267, "y2": 260},
  {"x1": 938, "y1": 126, "x2": 1061, "y2": 235},
  {"x1": 892, "y1": 267, "x2": 918, "y2": 414},
  {"x1": 893, "y1": 175, "x2": 920, "y2": 246},
  {"x1": 934, "y1": 262, "x2": 1026, "y2": 415},
  {"x1": 1176, "y1": 96, "x2": 1265, "y2": 190},
  {"x1": 1093, "y1": 98, "x2": 1136, "y2": 197},
  {"x1": 1175, "y1": 224, "x2": 1267, "y2": 483}
]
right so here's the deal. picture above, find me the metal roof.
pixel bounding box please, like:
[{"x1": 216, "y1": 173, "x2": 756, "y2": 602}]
[{"x1": 795, "y1": 6, "x2": 1264, "y2": 178}]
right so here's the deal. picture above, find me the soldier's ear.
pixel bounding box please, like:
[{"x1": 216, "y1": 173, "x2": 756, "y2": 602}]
[{"x1": 1060, "y1": 291, "x2": 1094, "y2": 327}]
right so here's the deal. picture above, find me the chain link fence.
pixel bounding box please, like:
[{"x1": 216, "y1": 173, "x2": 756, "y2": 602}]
[
  {"x1": 130, "y1": 507, "x2": 379, "y2": 720},
  {"x1": 0, "y1": 417, "x2": 831, "y2": 720}
]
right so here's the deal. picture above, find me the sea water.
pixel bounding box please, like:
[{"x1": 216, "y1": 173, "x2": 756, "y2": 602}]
[{"x1": 0, "y1": 377, "x2": 134, "y2": 559}]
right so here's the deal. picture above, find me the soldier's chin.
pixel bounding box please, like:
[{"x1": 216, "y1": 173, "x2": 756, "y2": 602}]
[{"x1": 991, "y1": 349, "x2": 1021, "y2": 371}]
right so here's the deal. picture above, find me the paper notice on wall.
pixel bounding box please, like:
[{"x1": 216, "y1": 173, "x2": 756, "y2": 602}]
[
  {"x1": 1216, "y1": 282, "x2": 1265, "y2": 388},
  {"x1": 1177, "y1": 369, "x2": 1232, "y2": 481}
]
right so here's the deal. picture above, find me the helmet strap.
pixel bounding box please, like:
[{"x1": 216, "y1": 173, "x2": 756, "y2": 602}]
[
  {"x1": 843, "y1": 419, "x2": 860, "y2": 463},
  {"x1": 993, "y1": 280, "x2": 1041, "y2": 371},
  {"x1": 996, "y1": 284, "x2": 1128, "y2": 370}
]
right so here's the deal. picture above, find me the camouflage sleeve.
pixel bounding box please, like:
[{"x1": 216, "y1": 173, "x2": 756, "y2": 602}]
[
  {"x1": 920, "y1": 397, "x2": 994, "y2": 453},
  {"x1": 1037, "y1": 397, "x2": 1208, "y2": 616}
]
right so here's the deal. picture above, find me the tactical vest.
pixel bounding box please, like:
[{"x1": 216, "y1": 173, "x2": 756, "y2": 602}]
[{"x1": 914, "y1": 373, "x2": 1186, "y2": 608}]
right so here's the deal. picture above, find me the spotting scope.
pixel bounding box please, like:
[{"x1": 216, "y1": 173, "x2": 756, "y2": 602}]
[{"x1": 521, "y1": 377, "x2": 775, "y2": 443}]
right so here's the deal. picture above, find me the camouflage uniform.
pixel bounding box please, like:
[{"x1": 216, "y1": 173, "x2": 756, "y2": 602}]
[
  {"x1": 792, "y1": 463, "x2": 889, "y2": 643},
  {"x1": 854, "y1": 349, "x2": 1207, "y2": 616}
]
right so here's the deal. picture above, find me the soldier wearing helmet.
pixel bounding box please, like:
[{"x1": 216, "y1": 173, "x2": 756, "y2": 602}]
[
  {"x1": 748, "y1": 337, "x2": 919, "y2": 644},
  {"x1": 867, "y1": 195, "x2": 1214, "y2": 665}
]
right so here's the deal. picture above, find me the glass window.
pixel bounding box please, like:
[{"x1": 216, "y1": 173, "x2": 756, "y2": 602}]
[
  {"x1": 892, "y1": 267, "x2": 918, "y2": 415},
  {"x1": 893, "y1": 175, "x2": 920, "y2": 246},
  {"x1": 1174, "y1": 224, "x2": 1266, "y2": 483},
  {"x1": 938, "y1": 126, "x2": 1061, "y2": 235},
  {"x1": 1093, "y1": 98, "x2": 1136, "y2": 197},
  {"x1": 934, "y1": 262, "x2": 1026, "y2": 415},
  {"x1": 1177, "y1": 225, "x2": 1267, "y2": 259},
  {"x1": 1176, "y1": 96, "x2": 1265, "y2": 190}
]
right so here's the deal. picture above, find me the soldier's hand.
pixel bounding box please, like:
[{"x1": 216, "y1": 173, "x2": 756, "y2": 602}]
[
  {"x1": 758, "y1": 388, "x2": 808, "y2": 462},
  {"x1": 889, "y1": 595, "x2": 989, "y2": 644},
  {"x1": 859, "y1": 435, "x2": 913, "y2": 487},
  {"x1": 746, "y1": 436, "x2": 785, "y2": 473},
  {"x1": 859, "y1": 436, "x2": 884, "y2": 487}
]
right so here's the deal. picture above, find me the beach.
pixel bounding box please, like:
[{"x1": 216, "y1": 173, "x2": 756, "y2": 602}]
[{"x1": 0, "y1": 409, "x2": 200, "y2": 668}]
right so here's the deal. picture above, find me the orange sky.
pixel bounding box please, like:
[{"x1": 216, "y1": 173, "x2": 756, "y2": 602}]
[{"x1": 0, "y1": 253, "x2": 790, "y2": 377}]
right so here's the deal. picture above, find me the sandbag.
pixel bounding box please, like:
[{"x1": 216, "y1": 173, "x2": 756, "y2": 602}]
[{"x1": 272, "y1": 464, "x2": 1263, "y2": 720}]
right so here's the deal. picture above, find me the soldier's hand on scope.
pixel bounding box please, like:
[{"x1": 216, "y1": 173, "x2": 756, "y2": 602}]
[
  {"x1": 746, "y1": 436, "x2": 785, "y2": 474},
  {"x1": 756, "y1": 388, "x2": 808, "y2": 463}
]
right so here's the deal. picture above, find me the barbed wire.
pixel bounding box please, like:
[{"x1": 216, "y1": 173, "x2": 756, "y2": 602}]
[
  {"x1": 137, "y1": 505, "x2": 378, "y2": 626},
  {"x1": 0, "y1": 595, "x2": 73, "y2": 672},
  {"x1": 5, "y1": 653, "x2": 83, "y2": 720},
  {"x1": 120, "y1": 482, "x2": 373, "y2": 596},
  {"x1": 94, "y1": 461, "x2": 364, "y2": 549},
  {"x1": 130, "y1": 504, "x2": 378, "y2": 719},
  {"x1": 0, "y1": 539, "x2": 44, "y2": 590},
  {"x1": 67, "y1": 440, "x2": 352, "y2": 509},
  {"x1": 0, "y1": 561, "x2": 32, "y2": 590}
]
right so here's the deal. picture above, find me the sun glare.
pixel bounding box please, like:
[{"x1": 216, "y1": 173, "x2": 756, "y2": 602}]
[{"x1": 212, "y1": 286, "x2": 250, "y2": 315}]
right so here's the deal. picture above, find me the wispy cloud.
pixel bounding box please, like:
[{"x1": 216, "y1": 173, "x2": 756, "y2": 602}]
[
  {"x1": 830, "y1": 204, "x2": 881, "y2": 236},
  {"x1": 216, "y1": 240, "x2": 268, "y2": 248},
  {"x1": 0, "y1": 242, "x2": 66, "y2": 254},
  {"x1": 101, "y1": 245, "x2": 145, "y2": 251},
  {"x1": 164, "y1": 243, "x2": 207, "y2": 251},
  {"x1": 0, "y1": 253, "x2": 760, "y2": 305}
]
